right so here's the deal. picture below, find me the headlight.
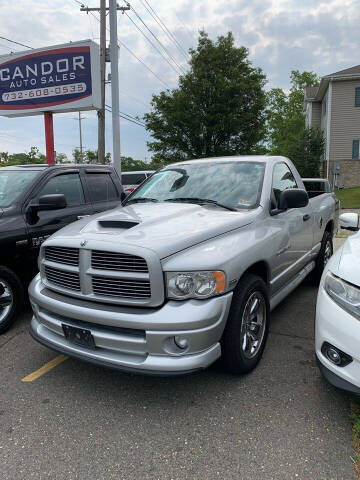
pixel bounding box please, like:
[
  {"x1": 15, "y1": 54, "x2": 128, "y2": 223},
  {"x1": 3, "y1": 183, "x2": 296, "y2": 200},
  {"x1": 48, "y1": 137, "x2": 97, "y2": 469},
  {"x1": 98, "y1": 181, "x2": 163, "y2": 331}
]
[
  {"x1": 165, "y1": 271, "x2": 226, "y2": 300},
  {"x1": 324, "y1": 272, "x2": 360, "y2": 318}
]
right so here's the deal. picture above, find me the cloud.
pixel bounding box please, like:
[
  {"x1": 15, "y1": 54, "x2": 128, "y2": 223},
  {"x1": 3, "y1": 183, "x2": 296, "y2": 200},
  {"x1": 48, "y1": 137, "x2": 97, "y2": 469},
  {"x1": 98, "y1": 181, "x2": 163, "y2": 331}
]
[{"x1": 0, "y1": 0, "x2": 358, "y2": 160}]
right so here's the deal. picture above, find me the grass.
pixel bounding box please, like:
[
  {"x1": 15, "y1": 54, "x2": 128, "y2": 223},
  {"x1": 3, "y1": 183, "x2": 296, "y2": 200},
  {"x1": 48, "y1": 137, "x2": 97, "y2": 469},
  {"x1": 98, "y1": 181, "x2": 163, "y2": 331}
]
[{"x1": 336, "y1": 187, "x2": 360, "y2": 209}]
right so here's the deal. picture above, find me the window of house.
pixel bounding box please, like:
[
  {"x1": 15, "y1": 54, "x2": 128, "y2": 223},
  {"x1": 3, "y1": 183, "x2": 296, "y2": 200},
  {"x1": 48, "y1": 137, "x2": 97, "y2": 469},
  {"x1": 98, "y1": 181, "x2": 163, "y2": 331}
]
[
  {"x1": 37, "y1": 173, "x2": 85, "y2": 205},
  {"x1": 322, "y1": 98, "x2": 326, "y2": 116},
  {"x1": 352, "y1": 140, "x2": 360, "y2": 159},
  {"x1": 355, "y1": 87, "x2": 360, "y2": 107}
]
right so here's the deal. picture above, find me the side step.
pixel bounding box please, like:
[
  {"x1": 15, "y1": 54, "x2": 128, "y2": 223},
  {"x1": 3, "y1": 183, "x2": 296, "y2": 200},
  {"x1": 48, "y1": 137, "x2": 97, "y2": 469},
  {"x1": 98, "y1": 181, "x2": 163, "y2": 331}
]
[{"x1": 270, "y1": 261, "x2": 315, "y2": 311}]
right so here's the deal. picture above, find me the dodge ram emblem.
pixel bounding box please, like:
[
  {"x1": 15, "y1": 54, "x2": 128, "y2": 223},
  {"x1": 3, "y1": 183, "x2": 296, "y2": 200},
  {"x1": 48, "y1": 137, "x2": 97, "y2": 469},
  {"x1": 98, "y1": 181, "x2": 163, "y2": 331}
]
[{"x1": 80, "y1": 240, "x2": 87, "y2": 247}]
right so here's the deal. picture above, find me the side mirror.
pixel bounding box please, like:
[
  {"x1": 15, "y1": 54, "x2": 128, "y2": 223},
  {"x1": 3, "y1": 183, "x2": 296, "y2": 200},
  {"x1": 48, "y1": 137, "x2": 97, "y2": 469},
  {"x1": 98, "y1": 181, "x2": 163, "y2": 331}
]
[
  {"x1": 30, "y1": 194, "x2": 67, "y2": 213},
  {"x1": 278, "y1": 189, "x2": 309, "y2": 210},
  {"x1": 340, "y1": 212, "x2": 359, "y2": 231}
]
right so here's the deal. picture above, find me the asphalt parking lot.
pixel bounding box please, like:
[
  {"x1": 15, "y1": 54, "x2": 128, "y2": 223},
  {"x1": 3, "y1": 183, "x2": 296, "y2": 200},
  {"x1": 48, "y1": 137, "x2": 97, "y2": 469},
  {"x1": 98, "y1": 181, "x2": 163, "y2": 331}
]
[{"x1": 0, "y1": 278, "x2": 355, "y2": 480}]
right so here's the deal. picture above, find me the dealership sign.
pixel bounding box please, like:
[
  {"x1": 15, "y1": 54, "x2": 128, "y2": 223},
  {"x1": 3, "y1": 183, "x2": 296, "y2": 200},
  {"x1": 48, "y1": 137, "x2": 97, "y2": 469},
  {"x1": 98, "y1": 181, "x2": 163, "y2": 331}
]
[{"x1": 0, "y1": 40, "x2": 101, "y2": 117}]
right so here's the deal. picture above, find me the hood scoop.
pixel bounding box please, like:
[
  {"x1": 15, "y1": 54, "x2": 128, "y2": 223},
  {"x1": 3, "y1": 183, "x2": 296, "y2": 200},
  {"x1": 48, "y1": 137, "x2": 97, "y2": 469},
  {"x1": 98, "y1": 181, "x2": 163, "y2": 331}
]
[
  {"x1": 81, "y1": 219, "x2": 139, "y2": 234},
  {"x1": 98, "y1": 220, "x2": 139, "y2": 229}
]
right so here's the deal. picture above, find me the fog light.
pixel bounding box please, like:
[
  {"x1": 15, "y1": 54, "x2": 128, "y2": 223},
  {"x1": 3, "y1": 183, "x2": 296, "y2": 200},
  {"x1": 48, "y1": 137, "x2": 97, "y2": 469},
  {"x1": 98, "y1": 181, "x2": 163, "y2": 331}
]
[
  {"x1": 174, "y1": 336, "x2": 189, "y2": 350},
  {"x1": 321, "y1": 342, "x2": 352, "y2": 367}
]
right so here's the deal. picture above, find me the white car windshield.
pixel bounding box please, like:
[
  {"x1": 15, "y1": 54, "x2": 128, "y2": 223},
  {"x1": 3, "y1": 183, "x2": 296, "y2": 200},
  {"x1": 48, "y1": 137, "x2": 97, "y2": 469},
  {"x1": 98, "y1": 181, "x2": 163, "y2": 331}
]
[
  {"x1": 0, "y1": 170, "x2": 40, "y2": 207},
  {"x1": 127, "y1": 161, "x2": 265, "y2": 210}
]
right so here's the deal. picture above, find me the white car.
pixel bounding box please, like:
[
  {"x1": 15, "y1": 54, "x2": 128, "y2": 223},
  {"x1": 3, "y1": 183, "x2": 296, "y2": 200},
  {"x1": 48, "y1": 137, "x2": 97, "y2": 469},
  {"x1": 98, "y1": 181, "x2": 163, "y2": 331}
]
[{"x1": 316, "y1": 212, "x2": 360, "y2": 394}]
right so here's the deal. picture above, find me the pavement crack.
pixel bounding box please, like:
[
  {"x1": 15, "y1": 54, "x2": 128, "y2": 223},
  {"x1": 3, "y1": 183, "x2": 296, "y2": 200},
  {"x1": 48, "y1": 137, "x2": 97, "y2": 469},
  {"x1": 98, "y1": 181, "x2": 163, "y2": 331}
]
[{"x1": 0, "y1": 333, "x2": 18, "y2": 350}]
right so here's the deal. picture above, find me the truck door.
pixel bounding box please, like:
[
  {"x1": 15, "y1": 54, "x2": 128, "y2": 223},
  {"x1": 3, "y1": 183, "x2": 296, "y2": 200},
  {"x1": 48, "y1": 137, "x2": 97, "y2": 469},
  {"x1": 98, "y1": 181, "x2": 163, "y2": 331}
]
[
  {"x1": 268, "y1": 162, "x2": 313, "y2": 294},
  {"x1": 84, "y1": 169, "x2": 122, "y2": 214},
  {"x1": 25, "y1": 170, "x2": 94, "y2": 255}
]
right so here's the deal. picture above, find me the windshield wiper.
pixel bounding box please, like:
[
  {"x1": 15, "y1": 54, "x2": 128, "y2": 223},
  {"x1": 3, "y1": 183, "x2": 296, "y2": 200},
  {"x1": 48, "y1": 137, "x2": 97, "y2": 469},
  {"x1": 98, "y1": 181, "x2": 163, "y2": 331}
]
[
  {"x1": 163, "y1": 197, "x2": 237, "y2": 211},
  {"x1": 126, "y1": 197, "x2": 159, "y2": 205}
]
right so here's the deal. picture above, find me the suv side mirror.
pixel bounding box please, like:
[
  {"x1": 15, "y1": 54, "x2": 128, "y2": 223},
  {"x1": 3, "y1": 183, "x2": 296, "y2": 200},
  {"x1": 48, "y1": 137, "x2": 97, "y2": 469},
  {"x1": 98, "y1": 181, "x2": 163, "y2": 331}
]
[
  {"x1": 340, "y1": 212, "x2": 359, "y2": 231},
  {"x1": 278, "y1": 189, "x2": 309, "y2": 210}
]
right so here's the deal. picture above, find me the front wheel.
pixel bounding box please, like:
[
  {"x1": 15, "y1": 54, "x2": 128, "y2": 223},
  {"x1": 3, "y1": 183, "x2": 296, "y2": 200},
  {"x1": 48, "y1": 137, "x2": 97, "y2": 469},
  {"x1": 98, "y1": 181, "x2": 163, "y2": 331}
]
[
  {"x1": 221, "y1": 273, "x2": 270, "y2": 374},
  {"x1": 0, "y1": 267, "x2": 24, "y2": 334}
]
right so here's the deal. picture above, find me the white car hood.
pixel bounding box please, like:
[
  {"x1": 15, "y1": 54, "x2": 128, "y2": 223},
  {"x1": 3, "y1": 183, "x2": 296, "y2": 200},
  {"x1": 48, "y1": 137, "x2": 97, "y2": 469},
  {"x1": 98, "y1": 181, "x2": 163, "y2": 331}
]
[
  {"x1": 50, "y1": 202, "x2": 258, "y2": 259},
  {"x1": 332, "y1": 232, "x2": 360, "y2": 287}
]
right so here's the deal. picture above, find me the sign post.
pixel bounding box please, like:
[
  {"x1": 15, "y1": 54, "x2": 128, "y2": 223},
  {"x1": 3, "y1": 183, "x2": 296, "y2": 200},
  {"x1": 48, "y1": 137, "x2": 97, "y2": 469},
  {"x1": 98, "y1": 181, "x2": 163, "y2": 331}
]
[{"x1": 44, "y1": 112, "x2": 55, "y2": 165}]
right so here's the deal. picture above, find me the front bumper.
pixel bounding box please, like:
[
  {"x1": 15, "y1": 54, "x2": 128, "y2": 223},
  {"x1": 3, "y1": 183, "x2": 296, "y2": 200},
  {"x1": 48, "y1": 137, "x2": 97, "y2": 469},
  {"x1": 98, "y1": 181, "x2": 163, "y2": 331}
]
[
  {"x1": 29, "y1": 274, "x2": 232, "y2": 375},
  {"x1": 315, "y1": 284, "x2": 360, "y2": 393}
]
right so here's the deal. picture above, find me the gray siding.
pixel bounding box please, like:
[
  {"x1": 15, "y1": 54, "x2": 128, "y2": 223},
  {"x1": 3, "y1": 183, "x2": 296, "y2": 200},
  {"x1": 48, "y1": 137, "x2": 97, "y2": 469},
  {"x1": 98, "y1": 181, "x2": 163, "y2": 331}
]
[
  {"x1": 312, "y1": 102, "x2": 321, "y2": 127},
  {"x1": 330, "y1": 79, "x2": 360, "y2": 161},
  {"x1": 320, "y1": 90, "x2": 328, "y2": 134}
]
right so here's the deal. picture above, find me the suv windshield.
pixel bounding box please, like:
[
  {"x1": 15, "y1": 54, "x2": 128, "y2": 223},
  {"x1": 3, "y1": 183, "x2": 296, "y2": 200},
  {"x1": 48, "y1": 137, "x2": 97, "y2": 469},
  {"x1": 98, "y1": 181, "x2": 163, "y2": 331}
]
[
  {"x1": 0, "y1": 170, "x2": 40, "y2": 207},
  {"x1": 127, "y1": 161, "x2": 265, "y2": 209}
]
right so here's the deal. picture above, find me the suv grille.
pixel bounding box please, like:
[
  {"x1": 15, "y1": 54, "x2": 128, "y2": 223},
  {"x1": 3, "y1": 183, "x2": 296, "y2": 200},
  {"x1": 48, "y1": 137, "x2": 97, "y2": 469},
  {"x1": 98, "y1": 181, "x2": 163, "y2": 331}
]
[
  {"x1": 45, "y1": 266, "x2": 81, "y2": 291},
  {"x1": 92, "y1": 276, "x2": 151, "y2": 298},
  {"x1": 91, "y1": 250, "x2": 148, "y2": 273},
  {"x1": 45, "y1": 247, "x2": 79, "y2": 266}
]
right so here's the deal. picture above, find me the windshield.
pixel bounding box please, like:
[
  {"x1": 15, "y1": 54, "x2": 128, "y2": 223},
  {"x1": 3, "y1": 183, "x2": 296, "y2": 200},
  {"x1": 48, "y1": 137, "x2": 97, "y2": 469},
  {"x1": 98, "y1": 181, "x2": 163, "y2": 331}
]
[
  {"x1": 127, "y1": 161, "x2": 265, "y2": 209},
  {"x1": 0, "y1": 170, "x2": 40, "y2": 207}
]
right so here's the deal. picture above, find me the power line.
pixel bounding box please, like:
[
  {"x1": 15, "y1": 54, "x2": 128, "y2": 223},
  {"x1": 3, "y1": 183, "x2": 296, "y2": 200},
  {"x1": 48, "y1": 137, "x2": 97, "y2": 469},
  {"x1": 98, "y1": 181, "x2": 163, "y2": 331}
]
[
  {"x1": 124, "y1": 11, "x2": 182, "y2": 76},
  {"x1": 137, "y1": 0, "x2": 189, "y2": 61},
  {"x1": 125, "y1": 1, "x2": 186, "y2": 75},
  {"x1": 0, "y1": 36, "x2": 32, "y2": 50},
  {"x1": 72, "y1": 0, "x2": 170, "y2": 88},
  {"x1": 104, "y1": 103, "x2": 145, "y2": 126},
  {"x1": 105, "y1": 106, "x2": 146, "y2": 128}
]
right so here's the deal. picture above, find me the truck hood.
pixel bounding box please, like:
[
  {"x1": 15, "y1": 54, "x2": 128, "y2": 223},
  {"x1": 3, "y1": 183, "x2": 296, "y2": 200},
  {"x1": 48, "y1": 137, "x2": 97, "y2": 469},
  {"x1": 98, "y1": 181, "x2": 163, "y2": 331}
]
[
  {"x1": 51, "y1": 202, "x2": 259, "y2": 259},
  {"x1": 333, "y1": 232, "x2": 360, "y2": 287}
]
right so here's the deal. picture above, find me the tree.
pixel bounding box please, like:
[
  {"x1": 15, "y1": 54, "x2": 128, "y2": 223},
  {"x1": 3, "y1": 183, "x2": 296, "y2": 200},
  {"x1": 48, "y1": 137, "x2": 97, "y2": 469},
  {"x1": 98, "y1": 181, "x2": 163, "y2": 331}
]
[
  {"x1": 72, "y1": 148, "x2": 111, "y2": 164},
  {"x1": 144, "y1": 31, "x2": 267, "y2": 166},
  {"x1": 266, "y1": 70, "x2": 320, "y2": 156},
  {"x1": 289, "y1": 127, "x2": 325, "y2": 177}
]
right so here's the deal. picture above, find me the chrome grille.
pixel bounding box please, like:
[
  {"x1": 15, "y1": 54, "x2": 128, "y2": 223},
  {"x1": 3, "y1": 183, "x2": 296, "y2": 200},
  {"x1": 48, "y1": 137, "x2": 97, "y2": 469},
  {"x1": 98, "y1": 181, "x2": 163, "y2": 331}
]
[
  {"x1": 92, "y1": 250, "x2": 148, "y2": 273},
  {"x1": 45, "y1": 247, "x2": 79, "y2": 266},
  {"x1": 45, "y1": 266, "x2": 81, "y2": 291},
  {"x1": 92, "y1": 276, "x2": 151, "y2": 298}
]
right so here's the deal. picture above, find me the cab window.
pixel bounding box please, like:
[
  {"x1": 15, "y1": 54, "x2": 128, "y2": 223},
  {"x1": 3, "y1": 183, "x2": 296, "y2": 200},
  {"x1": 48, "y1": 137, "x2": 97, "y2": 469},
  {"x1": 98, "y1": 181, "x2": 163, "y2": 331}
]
[
  {"x1": 86, "y1": 172, "x2": 118, "y2": 202},
  {"x1": 271, "y1": 163, "x2": 297, "y2": 209},
  {"x1": 37, "y1": 173, "x2": 85, "y2": 205}
]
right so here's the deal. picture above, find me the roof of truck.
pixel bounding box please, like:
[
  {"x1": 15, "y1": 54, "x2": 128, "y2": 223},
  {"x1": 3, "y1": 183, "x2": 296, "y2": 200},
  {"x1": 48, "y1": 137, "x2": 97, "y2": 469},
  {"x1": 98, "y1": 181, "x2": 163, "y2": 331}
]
[
  {"x1": 0, "y1": 164, "x2": 114, "y2": 171},
  {"x1": 170, "y1": 155, "x2": 289, "y2": 167}
]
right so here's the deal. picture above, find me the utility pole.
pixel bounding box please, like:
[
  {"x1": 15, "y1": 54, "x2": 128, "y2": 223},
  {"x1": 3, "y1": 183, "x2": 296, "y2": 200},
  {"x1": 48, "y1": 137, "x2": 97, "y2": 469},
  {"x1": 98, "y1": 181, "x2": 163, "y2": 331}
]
[
  {"x1": 73, "y1": 112, "x2": 85, "y2": 163},
  {"x1": 98, "y1": 0, "x2": 106, "y2": 164},
  {"x1": 109, "y1": 0, "x2": 130, "y2": 179},
  {"x1": 80, "y1": 1, "x2": 107, "y2": 164}
]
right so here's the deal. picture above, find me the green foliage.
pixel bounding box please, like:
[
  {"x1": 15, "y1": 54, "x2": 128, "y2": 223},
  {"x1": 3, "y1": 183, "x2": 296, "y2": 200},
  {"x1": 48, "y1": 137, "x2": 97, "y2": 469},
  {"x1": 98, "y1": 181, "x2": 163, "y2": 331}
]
[
  {"x1": 267, "y1": 70, "x2": 320, "y2": 157},
  {"x1": 72, "y1": 148, "x2": 111, "y2": 164},
  {"x1": 144, "y1": 31, "x2": 267, "y2": 167},
  {"x1": 288, "y1": 127, "x2": 325, "y2": 177},
  {"x1": 0, "y1": 146, "x2": 47, "y2": 166}
]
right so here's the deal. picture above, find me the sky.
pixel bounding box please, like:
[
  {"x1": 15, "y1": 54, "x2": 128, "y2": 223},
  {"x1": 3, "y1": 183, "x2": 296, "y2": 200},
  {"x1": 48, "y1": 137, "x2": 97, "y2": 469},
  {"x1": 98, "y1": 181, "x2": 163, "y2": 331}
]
[{"x1": 0, "y1": 0, "x2": 358, "y2": 162}]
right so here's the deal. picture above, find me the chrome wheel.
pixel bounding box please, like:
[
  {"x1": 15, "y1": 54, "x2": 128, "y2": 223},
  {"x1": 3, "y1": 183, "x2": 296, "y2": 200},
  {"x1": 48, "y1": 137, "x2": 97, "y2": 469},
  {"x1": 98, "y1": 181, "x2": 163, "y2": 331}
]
[
  {"x1": 324, "y1": 240, "x2": 333, "y2": 267},
  {"x1": 240, "y1": 291, "x2": 266, "y2": 359},
  {"x1": 0, "y1": 279, "x2": 13, "y2": 324}
]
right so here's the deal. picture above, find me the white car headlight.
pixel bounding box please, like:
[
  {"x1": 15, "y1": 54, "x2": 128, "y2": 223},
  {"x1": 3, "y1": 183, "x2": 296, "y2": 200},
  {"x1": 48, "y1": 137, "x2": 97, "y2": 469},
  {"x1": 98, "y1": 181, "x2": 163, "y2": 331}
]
[
  {"x1": 324, "y1": 272, "x2": 360, "y2": 318},
  {"x1": 166, "y1": 271, "x2": 226, "y2": 300}
]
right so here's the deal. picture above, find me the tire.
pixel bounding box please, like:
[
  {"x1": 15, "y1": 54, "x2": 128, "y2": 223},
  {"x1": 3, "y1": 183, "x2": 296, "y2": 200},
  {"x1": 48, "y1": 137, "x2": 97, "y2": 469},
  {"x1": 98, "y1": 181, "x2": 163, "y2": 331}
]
[
  {"x1": 312, "y1": 231, "x2": 333, "y2": 284},
  {"x1": 0, "y1": 267, "x2": 24, "y2": 335},
  {"x1": 221, "y1": 273, "x2": 270, "y2": 374}
]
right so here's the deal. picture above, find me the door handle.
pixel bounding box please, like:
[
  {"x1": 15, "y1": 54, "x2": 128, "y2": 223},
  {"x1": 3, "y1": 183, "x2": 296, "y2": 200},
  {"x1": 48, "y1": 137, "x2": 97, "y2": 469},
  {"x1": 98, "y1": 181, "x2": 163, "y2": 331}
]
[
  {"x1": 77, "y1": 215, "x2": 91, "y2": 220},
  {"x1": 303, "y1": 214, "x2": 311, "y2": 221}
]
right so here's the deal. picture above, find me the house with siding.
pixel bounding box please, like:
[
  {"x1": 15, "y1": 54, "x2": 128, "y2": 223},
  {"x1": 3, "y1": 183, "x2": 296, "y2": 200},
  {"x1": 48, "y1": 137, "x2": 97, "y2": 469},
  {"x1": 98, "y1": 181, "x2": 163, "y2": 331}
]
[{"x1": 304, "y1": 65, "x2": 360, "y2": 188}]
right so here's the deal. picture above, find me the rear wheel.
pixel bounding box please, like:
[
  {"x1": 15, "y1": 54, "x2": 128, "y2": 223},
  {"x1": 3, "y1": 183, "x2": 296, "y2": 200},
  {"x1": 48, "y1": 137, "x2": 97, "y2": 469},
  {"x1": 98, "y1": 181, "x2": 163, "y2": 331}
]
[
  {"x1": 221, "y1": 273, "x2": 270, "y2": 374},
  {"x1": 0, "y1": 267, "x2": 24, "y2": 334},
  {"x1": 312, "y1": 231, "x2": 333, "y2": 284}
]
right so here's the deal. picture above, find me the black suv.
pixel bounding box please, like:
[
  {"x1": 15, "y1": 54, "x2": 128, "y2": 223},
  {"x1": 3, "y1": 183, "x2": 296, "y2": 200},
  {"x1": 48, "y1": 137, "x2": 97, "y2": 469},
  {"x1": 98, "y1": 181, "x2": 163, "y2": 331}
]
[{"x1": 0, "y1": 164, "x2": 124, "y2": 333}]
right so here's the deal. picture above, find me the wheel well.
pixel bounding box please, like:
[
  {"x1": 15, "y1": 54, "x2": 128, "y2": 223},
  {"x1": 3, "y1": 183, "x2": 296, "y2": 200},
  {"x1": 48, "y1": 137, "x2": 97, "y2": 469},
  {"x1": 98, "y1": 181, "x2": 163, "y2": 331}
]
[
  {"x1": 325, "y1": 220, "x2": 334, "y2": 236},
  {"x1": 243, "y1": 261, "x2": 269, "y2": 285}
]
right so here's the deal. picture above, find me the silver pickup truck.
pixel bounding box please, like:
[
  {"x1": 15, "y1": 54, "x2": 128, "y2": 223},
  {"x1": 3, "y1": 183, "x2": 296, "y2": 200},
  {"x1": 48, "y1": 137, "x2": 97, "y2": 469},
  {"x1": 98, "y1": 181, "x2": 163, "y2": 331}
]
[{"x1": 29, "y1": 156, "x2": 337, "y2": 376}]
